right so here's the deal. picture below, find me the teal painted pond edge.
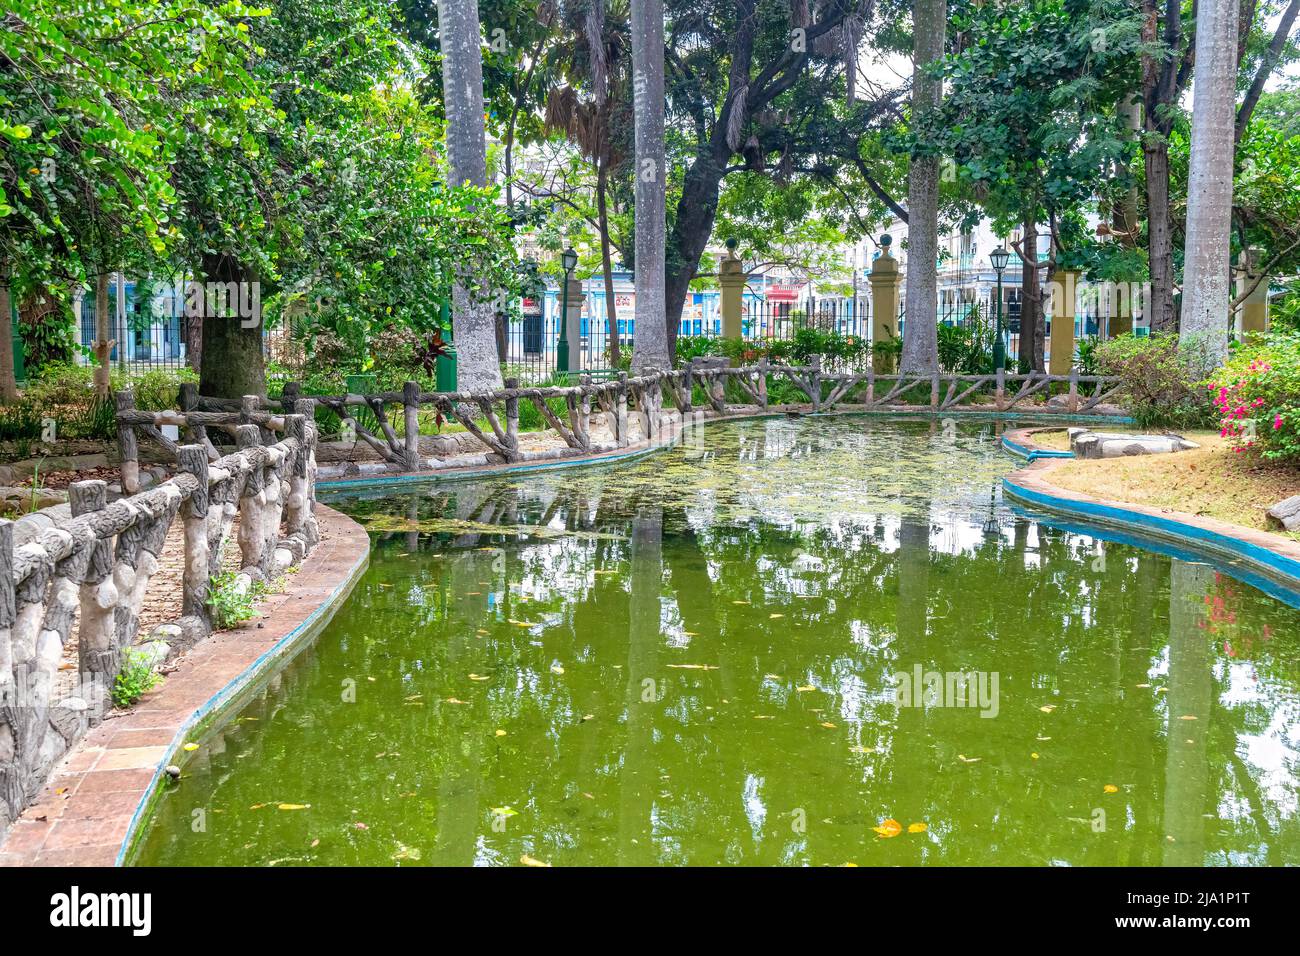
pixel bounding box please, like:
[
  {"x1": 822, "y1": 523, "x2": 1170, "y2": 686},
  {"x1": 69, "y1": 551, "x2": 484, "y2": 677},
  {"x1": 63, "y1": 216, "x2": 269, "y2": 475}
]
[
  {"x1": 1003, "y1": 478, "x2": 1300, "y2": 610},
  {"x1": 116, "y1": 524, "x2": 370, "y2": 866},
  {"x1": 1000, "y1": 436, "x2": 1075, "y2": 461},
  {"x1": 317, "y1": 407, "x2": 1131, "y2": 498}
]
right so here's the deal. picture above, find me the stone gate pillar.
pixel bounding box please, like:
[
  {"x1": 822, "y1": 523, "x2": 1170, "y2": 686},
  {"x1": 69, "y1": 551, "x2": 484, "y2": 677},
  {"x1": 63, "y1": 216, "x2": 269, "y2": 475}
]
[
  {"x1": 719, "y1": 244, "x2": 745, "y2": 340},
  {"x1": 1237, "y1": 248, "x2": 1269, "y2": 342},
  {"x1": 1049, "y1": 268, "x2": 1079, "y2": 375},
  {"x1": 869, "y1": 235, "x2": 901, "y2": 374},
  {"x1": 561, "y1": 277, "x2": 584, "y2": 371}
]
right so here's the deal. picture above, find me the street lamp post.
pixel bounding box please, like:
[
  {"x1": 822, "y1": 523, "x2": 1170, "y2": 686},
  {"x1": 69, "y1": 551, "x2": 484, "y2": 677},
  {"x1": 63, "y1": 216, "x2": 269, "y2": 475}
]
[
  {"x1": 990, "y1": 246, "x2": 1010, "y2": 371},
  {"x1": 558, "y1": 246, "x2": 578, "y2": 374}
]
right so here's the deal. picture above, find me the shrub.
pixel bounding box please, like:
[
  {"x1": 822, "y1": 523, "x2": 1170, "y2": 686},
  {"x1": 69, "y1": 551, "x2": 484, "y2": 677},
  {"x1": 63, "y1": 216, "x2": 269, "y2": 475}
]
[
  {"x1": 1208, "y1": 333, "x2": 1300, "y2": 462},
  {"x1": 112, "y1": 648, "x2": 162, "y2": 708},
  {"x1": 1095, "y1": 333, "x2": 1217, "y2": 430},
  {"x1": 208, "y1": 572, "x2": 259, "y2": 630}
]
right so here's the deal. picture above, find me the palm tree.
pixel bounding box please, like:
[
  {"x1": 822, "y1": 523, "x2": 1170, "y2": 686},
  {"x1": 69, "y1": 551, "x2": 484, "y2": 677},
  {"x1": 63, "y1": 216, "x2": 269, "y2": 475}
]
[
  {"x1": 629, "y1": 0, "x2": 669, "y2": 371},
  {"x1": 544, "y1": 0, "x2": 632, "y2": 365},
  {"x1": 438, "y1": 0, "x2": 504, "y2": 391},
  {"x1": 1180, "y1": 0, "x2": 1239, "y2": 368},
  {"x1": 900, "y1": 0, "x2": 946, "y2": 375}
]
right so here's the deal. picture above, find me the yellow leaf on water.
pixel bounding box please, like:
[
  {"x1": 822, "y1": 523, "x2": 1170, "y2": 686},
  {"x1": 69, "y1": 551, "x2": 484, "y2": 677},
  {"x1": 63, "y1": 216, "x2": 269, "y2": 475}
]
[
  {"x1": 732, "y1": 600, "x2": 750, "y2": 605},
  {"x1": 1031, "y1": 752, "x2": 1040, "y2": 760},
  {"x1": 797, "y1": 685, "x2": 816, "y2": 692},
  {"x1": 849, "y1": 745, "x2": 877, "y2": 754},
  {"x1": 1103, "y1": 784, "x2": 1119, "y2": 794},
  {"x1": 1178, "y1": 714, "x2": 1198, "y2": 721},
  {"x1": 820, "y1": 721, "x2": 836, "y2": 729},
  {"x1": 468, "y1": 673, "x2": 490, "y2": 681},
  {"x1": 1036, "y1": 735, "x2": 1052, "y2": 741},
  {"x1": 445, "y1": 697, "x2": 468, "y2": 704},
  {"x1": 278, "y1": 803, "x2": 310, "y2": 811},
  {"x1": 769, "y1": 613, "x2": 785, "y2": 619},
  {"x1": 753, "y1": 715, "x2": 775, "y2": 720},
  {"x1": 872, "y1": 818, "x2": 903, "y2": 838},
  {"x1": 1135, "y1": 683, "x2": 1151, "y2": 689},
  {"x1": 907, "y1": 822, "x2": 928, "y2": 833},
  {"x1": 495, "y1": 729, "x2": 507, "y2": 737},
  {"x1": 249, "y1": 803, "x2": 267, "y2": 810},
  {"x1": 183, "y1": 743, "x2": 199, "y2": 752},
  {"x1": 1039, "y1": 705, "x2": 1056, "y2": 713},
  {"x1": 683, "y1": 631, "x2": 699, "y2": 636},
  {"x1": 520, "y1": 854, "x2": 551, "y2": 867},
  {"x1": 957, "y1": 754, "x2": 981, "y2": 764},
  {"x1": 551, "y1": 664, "x2": 565, "y2": 675},
  {"x1": 666, "y1": 664, "x2": 718, "y2": 670},
  {"x1": 507, "y1": 620, "x2": 536, "y2": 628}
]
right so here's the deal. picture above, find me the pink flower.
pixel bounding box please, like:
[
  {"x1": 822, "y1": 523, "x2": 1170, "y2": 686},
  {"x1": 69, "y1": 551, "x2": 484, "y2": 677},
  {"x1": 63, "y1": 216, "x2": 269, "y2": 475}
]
[{"x1": 1275, "y1": 414, "x2": 1284, "y2": 430}]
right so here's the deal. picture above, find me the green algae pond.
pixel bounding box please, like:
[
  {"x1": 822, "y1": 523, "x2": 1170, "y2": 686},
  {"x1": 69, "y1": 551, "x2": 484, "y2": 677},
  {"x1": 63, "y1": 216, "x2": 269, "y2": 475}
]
[{"x1": 132, "y1": 416, "x2": 1300, "y2": 866}]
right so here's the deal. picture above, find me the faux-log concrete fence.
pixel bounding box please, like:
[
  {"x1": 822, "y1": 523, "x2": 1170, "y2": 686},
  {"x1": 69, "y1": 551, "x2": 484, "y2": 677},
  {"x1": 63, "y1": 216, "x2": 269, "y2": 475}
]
[
  {"x1": 116, "y1": 359, "x2": 1124, "y2": 483},
  {"x1": 0, "y1": 414, "x2": 320, "y2": 831}
]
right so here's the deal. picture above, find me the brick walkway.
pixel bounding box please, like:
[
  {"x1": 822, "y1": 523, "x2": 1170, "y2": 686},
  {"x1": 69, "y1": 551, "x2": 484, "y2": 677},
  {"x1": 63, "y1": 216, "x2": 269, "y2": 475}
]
[{"x1": 0, "y1": 505, "x2": 369, "y2": 867}]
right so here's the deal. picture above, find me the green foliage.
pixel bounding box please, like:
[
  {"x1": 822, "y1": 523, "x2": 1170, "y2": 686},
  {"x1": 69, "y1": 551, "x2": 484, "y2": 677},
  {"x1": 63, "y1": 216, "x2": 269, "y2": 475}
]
[
  {"x1": 1075, "y1": 335, "x2": 1101, "y2": 376},
  {"x1": 1095, "y1": 333, "x2": 1216, "y2": 429},
  {"x1": 936, "y1": 305, "x2": 996, "y2": 374},
  {"x1": 207, "y1": 572, "x2": 259, "y2": 631},
  {"x1": 1209, "y1": 333, "x2": 1300, "y2": 462},
  {"x1": 111, "y1": 648, "x2": 162, "y2": 709}
]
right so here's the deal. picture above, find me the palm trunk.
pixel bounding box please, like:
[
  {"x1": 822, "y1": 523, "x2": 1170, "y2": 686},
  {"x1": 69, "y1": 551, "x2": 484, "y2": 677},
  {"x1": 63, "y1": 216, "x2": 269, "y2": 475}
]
[
  {"x1": 93, "y1": 272, "x2": 111, "y2": 398},
  {"x1": 597, "y1": 159, "x2": 620, "y2": 365},
  {"x1": 629, "y1": 0, "x2": 669, "y2": 371},
  {"x1": 1180, "y1": 0, "x2": 1239, "y2": 368},
  {"x1": 0, "y1": 279, "x2": 18, "y2": 402},
  {"x1": 900, "y1": 0, "x2": 946, "y2": 375},
  {"x1": 438, "y1": 0, "x2": 505, "y2": 390}
]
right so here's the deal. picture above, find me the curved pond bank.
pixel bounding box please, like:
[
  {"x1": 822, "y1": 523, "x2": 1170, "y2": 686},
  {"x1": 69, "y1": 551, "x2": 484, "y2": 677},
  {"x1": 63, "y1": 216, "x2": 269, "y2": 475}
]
[{"x1": 131, "y1": 417, "x2": 1300, "y2": 866}]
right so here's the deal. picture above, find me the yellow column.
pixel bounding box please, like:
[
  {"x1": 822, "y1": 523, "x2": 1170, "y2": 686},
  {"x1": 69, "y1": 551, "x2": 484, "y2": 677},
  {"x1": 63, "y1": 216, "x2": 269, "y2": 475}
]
[
  {"x1": 719, "y1": 247, "x2": 745, "y2": 340},
  {"x1": 1049, "y1": 269, "x2": 1078, "y2": 375},
  {"x1": 1237, "y1": 249, "x2": 1269, "y2": 342},
  {"x1": 869, "y1": 236, "x2": 901, "y2": 374}
]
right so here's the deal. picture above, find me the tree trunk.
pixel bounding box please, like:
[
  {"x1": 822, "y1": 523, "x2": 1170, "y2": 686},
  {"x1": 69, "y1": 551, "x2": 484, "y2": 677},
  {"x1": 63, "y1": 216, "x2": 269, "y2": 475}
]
[
  {"x1": 597, "y1": 159, "x2": 620, "y2": 365},
  {"x1": 1180, "y1": 0, "x2": 1239, "y2": 368},
  {"x1": 93, "y1": 272, "x2": 112, "y2": 398},
  {"x1": 663, "y1": 155, "x2": 726, "y2": 358},
  {"x1": 1115, "y1": 96, "x2": 1142, "y2": 247},
  {"x1": 198, "y1": 253, "x2": 267, "y2": 399},
  {"x1": 438, "y1": 0, "x2": 505, "y2": 390},
  {"x1": 0, "y1": 280, "x2": 18, "y2": 402},
  {"x1": 900, "y1": 0, "x2": 946, "y2": 375},
  {"x1": 1021, "y1": 209, "x2": 1045, "y2": 372},
  {"x1": 629, "y1": 0, "x2": 669, "y2": 371},
  {"x1": 1144, "y1": 141, "x2": 1177, "y2": 332}
]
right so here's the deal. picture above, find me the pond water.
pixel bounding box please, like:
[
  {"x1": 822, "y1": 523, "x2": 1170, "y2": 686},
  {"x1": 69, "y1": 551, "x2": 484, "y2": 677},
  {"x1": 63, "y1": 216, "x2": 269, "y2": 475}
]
[{"x1": 133, "y1": 416, "x2": 1300, "y2": 866}]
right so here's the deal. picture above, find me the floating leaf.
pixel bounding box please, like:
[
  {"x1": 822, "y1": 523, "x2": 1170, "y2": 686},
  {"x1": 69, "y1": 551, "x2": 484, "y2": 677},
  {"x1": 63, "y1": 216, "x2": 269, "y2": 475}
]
[
  {"x1": 495, "y1": 729, "x2": 507, "y2": 737},
  {"x1": 907, "y1": 822, "x2": 928, "y2": 833},
  {"x1": 183, "y1": 743, "x2": 199, "y2": 752},
  {"x1": 849, "y1": 745, "x2": 877, "y2": 754},
  {"x1": 1178, "y1": 714, "x2": 1198, "y2": 721},
  {"x1": 1103, "y1": 784, "x2": 1119, "y2": 794},
  {"x1": 1039, "y1": 705, "x2": 1056, "y2": 713},
  {"x1": 957, "y1": 754, "x2": 981, "y2": 764},
  {"x1": 278, "y1": 803, "x2": 310, "y2": 811},
  {"x1": 492, "y1": 806, "x2": 519, "y2": 818},
  {"x1": 797, "y1": 685, "x2": 816, "y2": 692},
  {"x1": 872, "y1": 818, "x2": 903, "y2": 838},
  {"x1": 468, "y1": 673, "x2": 491, "y2": 681},
  {"x1": 393, "y1": 844, "x2": 422, "y2": 861},
  {"x1": 520, "y1": 854, "x2": 551, "y2": 867},
  {"x1": 769, "y1": 613, "x2": 785, "y2": 619},
  {"x1": 666, "y1": 664, "x2": 718, "y2": 670},
  {"x1": 551, "y1": 664, "x2": 565, "y2": 675},
  {"x1": 820, "y1": 721, "x2": 836, "y2": 729}
]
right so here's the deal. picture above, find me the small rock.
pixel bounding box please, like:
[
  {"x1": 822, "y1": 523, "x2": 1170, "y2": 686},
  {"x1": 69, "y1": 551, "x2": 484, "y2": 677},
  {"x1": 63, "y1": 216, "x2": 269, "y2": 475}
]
[
  {"x1": 150, "y1": 622, "x2": 184, "y2": 642},
  {"x1": 164, "y1": 765, "x2": 181, "y2": 779},
  {"x1": 133, "y1": 639, "x2": 171, "y2": 670},
  {"x1": 1267, "y1": 495, "x2": 1300, "y2": 532}
]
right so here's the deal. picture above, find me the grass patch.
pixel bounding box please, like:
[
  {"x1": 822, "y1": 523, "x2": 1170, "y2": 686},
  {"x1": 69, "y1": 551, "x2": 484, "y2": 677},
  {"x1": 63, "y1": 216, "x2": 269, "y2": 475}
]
[{"x1": 1046, "y1": 431, "x2": 1300, "y2": 539}]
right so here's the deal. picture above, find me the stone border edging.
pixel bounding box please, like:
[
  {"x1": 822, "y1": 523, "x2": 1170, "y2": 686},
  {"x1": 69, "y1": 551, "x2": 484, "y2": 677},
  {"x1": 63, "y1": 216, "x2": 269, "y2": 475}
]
[
  {"x1": 1001, "y1": 427, "x2": 1076, "y2": 462},
  {"x1": 0, "y1": 504, "x2": 369, "y2": 867},
  {"x1": 1004, "y1": 458, "x2": 1300, "y2": 604}
]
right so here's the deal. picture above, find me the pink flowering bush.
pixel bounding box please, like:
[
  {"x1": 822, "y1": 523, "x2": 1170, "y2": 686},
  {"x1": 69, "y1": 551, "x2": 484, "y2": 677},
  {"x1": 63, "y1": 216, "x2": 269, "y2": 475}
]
[{"x1": 1208, "y1": 333, "x2": 1300, "y2": 462}]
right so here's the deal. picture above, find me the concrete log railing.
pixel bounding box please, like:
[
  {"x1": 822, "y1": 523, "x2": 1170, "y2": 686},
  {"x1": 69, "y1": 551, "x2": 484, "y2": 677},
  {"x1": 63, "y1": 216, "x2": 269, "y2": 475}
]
[
  {"x1": 115, "y1": 361, "x2": 1123, "y2": 484},
  {"x1": 0, "y1": 416, "x2": 318, "y2": 830}
]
